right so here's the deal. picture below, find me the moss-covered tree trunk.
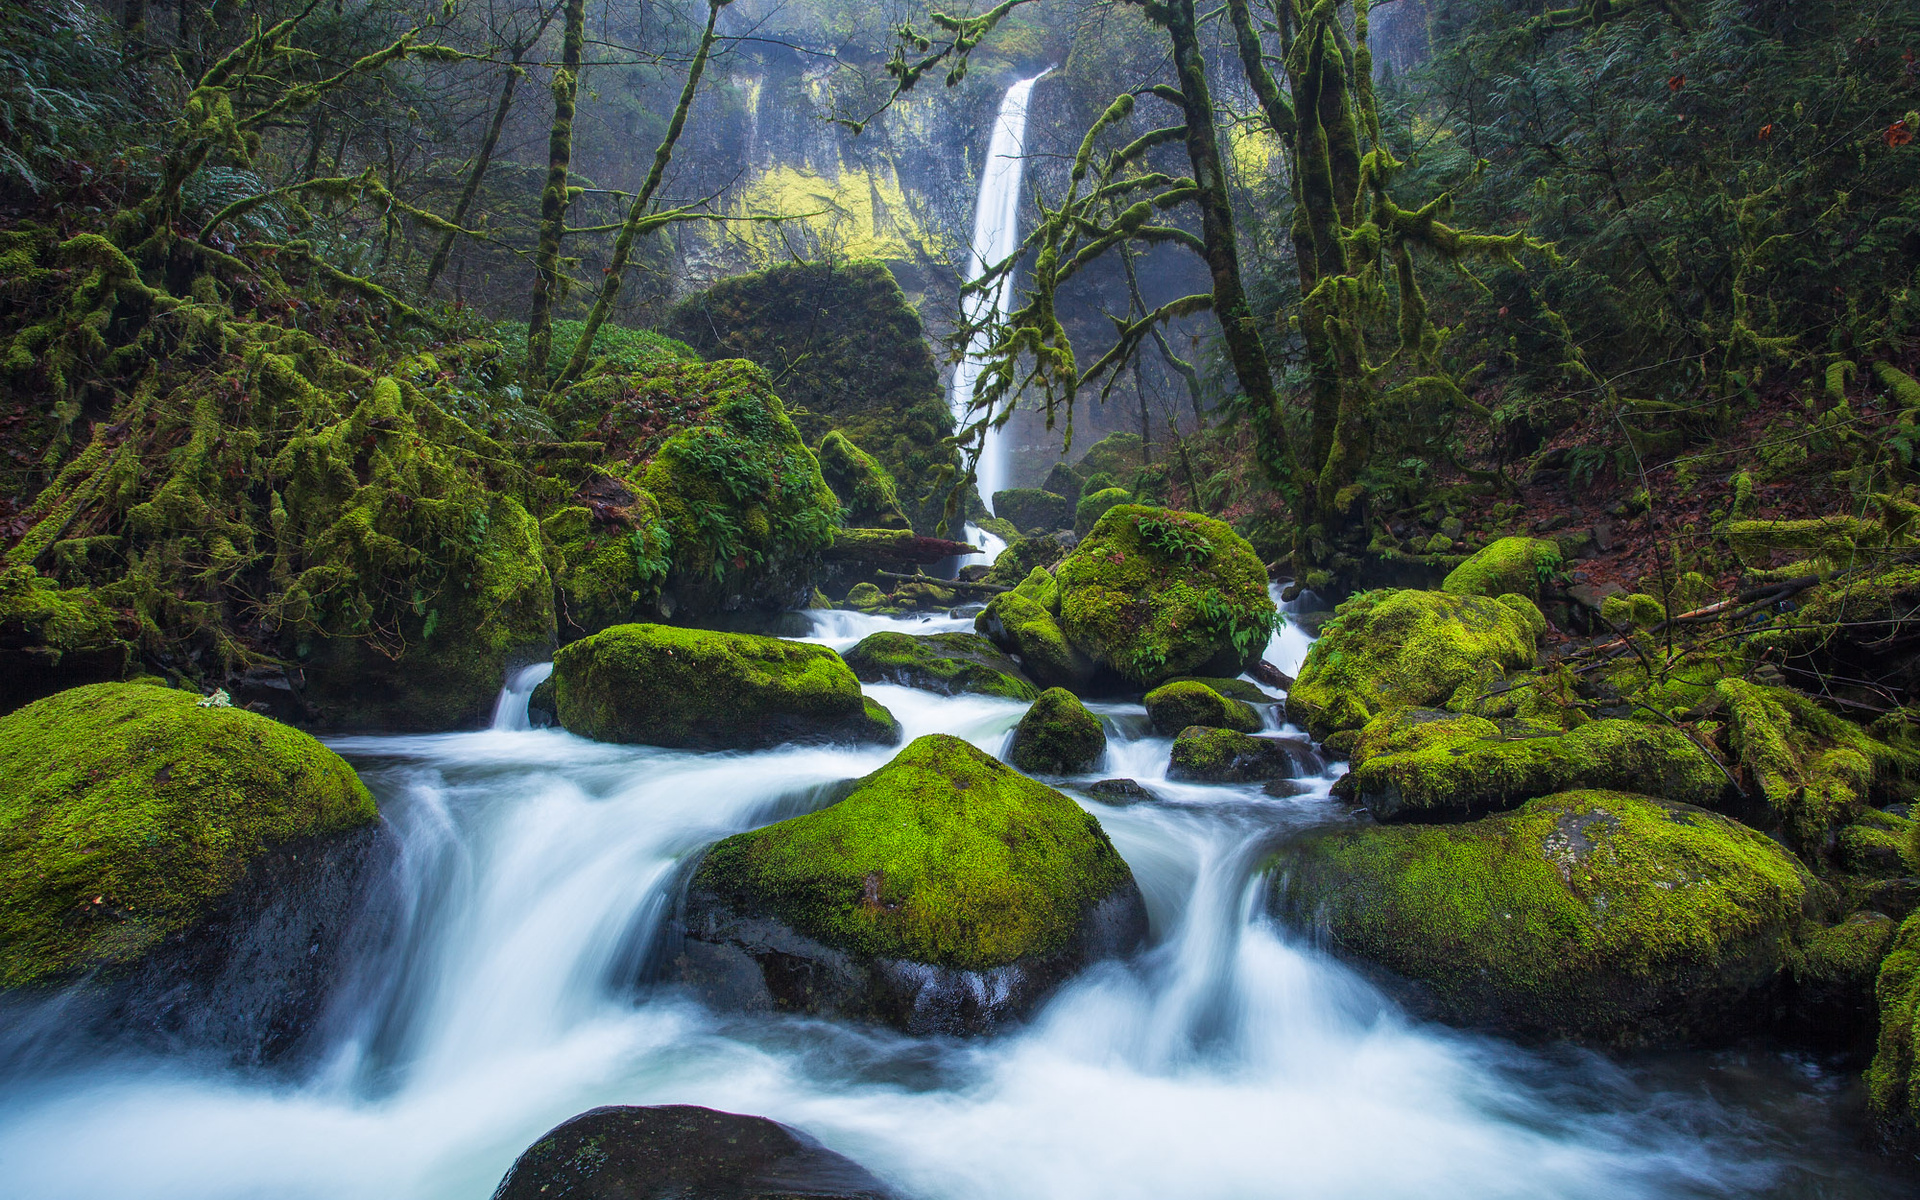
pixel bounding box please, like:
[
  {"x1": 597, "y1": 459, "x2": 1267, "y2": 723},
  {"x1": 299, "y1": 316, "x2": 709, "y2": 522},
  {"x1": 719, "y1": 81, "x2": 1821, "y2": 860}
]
[
  {"x1": 425, "y1": 40, "x2": 534, "y2": 295},
  {"x1": 525, "y1": 0, "x2": 585, "y2": 386}
]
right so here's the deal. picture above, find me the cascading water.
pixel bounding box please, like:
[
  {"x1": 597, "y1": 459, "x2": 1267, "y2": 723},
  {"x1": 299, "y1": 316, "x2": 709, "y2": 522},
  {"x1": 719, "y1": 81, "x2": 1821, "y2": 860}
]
[
  {"x1": 951, "y1": 71, "x2": 1050, "y2": 515},
  {"x1": 0, "y1": 605, "x2": 1904, "y2": 1199}
]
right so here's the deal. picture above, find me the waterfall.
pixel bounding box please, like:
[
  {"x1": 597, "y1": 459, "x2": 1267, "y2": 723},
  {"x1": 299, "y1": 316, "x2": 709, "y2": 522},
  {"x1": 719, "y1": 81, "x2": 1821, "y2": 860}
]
[
  {"x1": 951, "y1": 71, "x2": 1050, "y2": 515},
  {"x1": 488, "y1": 662, "x2": 554, "y2": 732}
]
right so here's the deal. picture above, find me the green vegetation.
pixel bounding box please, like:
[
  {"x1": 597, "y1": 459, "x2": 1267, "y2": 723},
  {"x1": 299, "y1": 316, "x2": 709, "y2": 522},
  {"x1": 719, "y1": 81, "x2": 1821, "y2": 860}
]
[
  {"x1": 816, "y1": 432, "x2": 909, "y2": 530},
  {"x1": 691, "y1": 734, "x2": 1136, "y2": 970},
  {"x1": 1143, "y1": 680, "x2": 1261, "y2": 735},
  {"x1": 1009, "y1": 687, "x2": 1106, "y2": 774},
  {"x1": 1871, "y1": 913, "x2": 1920, "y2": 1139},
  {"x1": 1441, "y1": 538, "x2": 1563, "y2": 601},
  {"x1": 1074, "y1": 487, "x2": 1133, "y2": 536},
  {"x1": 975, "y1": 585, "x2": 1096, "y2": 692},
  {"x1": 993, "y1": 489, "x2": 1073, "y2": 537},
  {"x1": 552, "y1": 623, "x2": 896, "y2": 749},
  {"x1": 0, "y1": 683, "x2": 374, "y2": 987},
  {"x1": 1168, "y1": 727, "x2": 1295, "y2": 782},
  {"x1": 841, "y1": 631, "x2": 1037, "y2": 701}
]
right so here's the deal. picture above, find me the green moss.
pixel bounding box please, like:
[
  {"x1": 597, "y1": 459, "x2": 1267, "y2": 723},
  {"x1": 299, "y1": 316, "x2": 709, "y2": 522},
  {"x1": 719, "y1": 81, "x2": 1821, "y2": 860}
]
[
  {"x1": 993, "y1": 489, "x2": 1072, "y2": 536},
  {"x1": 1793, "y1": 911, "x2": 1895, "y2": 1002},
  {"x1": 1869, "y1": 912, "x2": 1920, "y2": 1137},
  {"x1": 541, "y1": 491, "x2": 671, "y2": 640},
  {"x1": 1440, "y1": 537, "x2": 1562, "y2": 600},
  {"x1": 1164, "y1": 676, "x2": 1277, "y2": 705},
  {"x1": 1144, "y1": 680, "x2": 1261, "y2": 735},
  {"x1": 1072, "y1": 432, "x2": 1145, "y2": 481},
  {"x1": 816, "y1": 431, "x2": 908, "y2": 530},
  {"x1": 667, "y1": 261, "x2": 959, "y2": 534},
  {"x1": 0, "y1": 683, "x2": 374, "y2": 987},
  {"x1": 1010, "y1": 565, "x2": 1059, "y2": 610},
  {"x1": 493, "y1": 318, "x2": 698, "y2": 378},
  {"x1": 1055, "y1": 506, "x2": 1276, "y2": 687},
  {"x1": 692, "y1": 734, "x2": 1135, "y2": 970},
  {"x1": 1270, "y1": 790, "x2": 1809, "y2": 1045},
  {"x1": 1073, "y1": 487, "x2": 1132, "y2": 536},
  {"x1": 1010, "y1": 687, "x2": 1107, "y2": 773},
  {"x1": 0, "y1": 565, "x2": 134, "y2": 711},
  {"x1": 1716, "y1": 678, "x2": 1897, "y2": 846},
  {"x1": 975, "y1": 590, "x2": 1095, "y2": 691},
  {"x1": 1601, "y1": 592, "x2": 1665, "y2": 630},
  {"x1": 1347, "y1": 709, "x2": 1724, "y2": 820},
  {"x1": 1168, "y1": 726, "x2": 1295, "y2": 782},
  {"x1": 1287, "y1": 588, "x2": 1540, "y2": 742},
  {"x1": 842, "y1": 631, "x2": 1038, "y2": 700},
  {"x1": 843, "y1": 582, "x2": 888, "y2": 613},
  {"x1": 984, "y1": 536, "x2": 1067, "y2": 588},
  {"x1": 1837, "y1": 807, "x2": 1918, "y2": 876},
  {"x1": 552, "y1": 623, "x2": 896, "y2": 749}
]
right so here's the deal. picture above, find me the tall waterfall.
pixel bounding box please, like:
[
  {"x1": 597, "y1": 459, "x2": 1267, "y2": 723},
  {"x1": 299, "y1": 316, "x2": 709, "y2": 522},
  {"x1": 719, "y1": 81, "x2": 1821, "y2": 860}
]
[{"x1": 951, "y1": 70, "x2": 1049, "y2": 514}]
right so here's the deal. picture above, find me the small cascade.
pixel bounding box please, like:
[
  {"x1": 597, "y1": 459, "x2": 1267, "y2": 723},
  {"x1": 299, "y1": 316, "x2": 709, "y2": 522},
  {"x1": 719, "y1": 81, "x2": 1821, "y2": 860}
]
[
  {"x1": 951, "y1": 71, "x2": 1050, "y2": 513},
  {"x1": 488, "y1": 662, "x2": 554, "y2": 732}
]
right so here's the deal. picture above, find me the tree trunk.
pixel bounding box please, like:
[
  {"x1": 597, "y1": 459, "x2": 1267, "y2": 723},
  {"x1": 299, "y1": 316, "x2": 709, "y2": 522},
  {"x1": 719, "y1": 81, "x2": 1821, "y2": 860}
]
[
  {"x1": 425, "y1": 54, "x2": 525, "y2": 295},
  {"x1": 526, "y1": 0, "x2": 586, "y2": 387}
]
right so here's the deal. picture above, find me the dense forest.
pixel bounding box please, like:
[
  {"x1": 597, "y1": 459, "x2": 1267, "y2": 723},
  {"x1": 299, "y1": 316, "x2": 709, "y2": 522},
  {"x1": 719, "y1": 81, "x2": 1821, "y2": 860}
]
[{"x1": 3, "y1": 1, "x2": 1920, "y2": 1196}]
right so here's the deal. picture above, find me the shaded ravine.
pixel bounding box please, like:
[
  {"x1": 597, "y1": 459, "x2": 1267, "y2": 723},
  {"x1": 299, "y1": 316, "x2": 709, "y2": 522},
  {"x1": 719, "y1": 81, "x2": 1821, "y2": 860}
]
[{"x1": 0, "y1": 600, "x2": 1906, "y2": 1199}]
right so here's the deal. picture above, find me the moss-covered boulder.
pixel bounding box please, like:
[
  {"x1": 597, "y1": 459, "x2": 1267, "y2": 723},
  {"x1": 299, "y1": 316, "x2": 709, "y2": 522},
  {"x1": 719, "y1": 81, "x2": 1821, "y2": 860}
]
[
  {"x1": 1441, "y1": 537, "x2": 1563, "y2": 600},
  {"x1": 1163, "y1": 676, "x2": 1278, "y2": 705},
  {"x1": 1009, "y1": 688, "x2": 1107, "y2": 773},
  {"x1": 0, "y1": 566, "x2": 134, "y2": 716},
  {"x1": 1169, "y1": 727, "x2": 1316, "y2": 782},
  {"x1": 1344, "y1": 708, "x2": 1725, "y2": 821},
  {"x1": 540, "y1": 486, "x2": 672, "y2": 641},
  {"x1": 552, "y1": 624, "x2": 898, "y2": 750},
  {"x1": 842, "y1": 631, "x2": 1037, "y2": 701},
  {"x1": 974, "y1": 584, "x2": 1096, "y2": 691},
  {"x1": 1073, "y1": 432, "x2": 1146, "y2": 481},
  {"x1": 1144, "y1": 680, "x2": 1261, "y2": 735},
  {"x1": 668, "y1": 261, "x2": 960, "y2": 534},
  {"x1": 1270, "y1": 790, "x2": 1809, "y2": 1045},
  {"x1": 1716, "y1": 678, "x2": 1909, "y2": 847},
  {"x1": 493, "y1": 1106, "x2": 896, "y2": 1200},
  {"x1": 0, "y1": 683, "x2": 376, "y2": 988},
  {"x1": 817, "y1": 431, "x2": 910, "y2": 531},
  {"x1": 1286, "y1": 588, "x2": 1541, "y2": 746},
  {"x1": 1786, "y1": 911, "x2": 1896, "y2": 1046},
  {"x1": 1054, "y1": 506, "x2": 1276, "y2": 687},
  {"x1": 1074, "y1": 487, "x2": 1132, "y2": 536},
  {"x1": 1870, "y1": 912, "x2": 1920, "y2": 1143},
  {"x1": 678, "y1": 734, "x2": 1147, "y2": 1033},
  {"x1": 983, "y1": 534, "x2": 1068, "y2": 588},
  {"x1": 843, "y1": 582, "x2": 889, "y2": 613},
  {"x1": 993, "y1": 489, "x2": 1072, "y2": 536}
]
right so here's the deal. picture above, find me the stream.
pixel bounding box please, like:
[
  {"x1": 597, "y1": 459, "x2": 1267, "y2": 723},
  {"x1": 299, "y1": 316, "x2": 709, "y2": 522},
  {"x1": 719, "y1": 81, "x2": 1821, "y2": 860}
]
[{"x1": 0, "y1": 595, "x2": 1912, "y2": 1198}]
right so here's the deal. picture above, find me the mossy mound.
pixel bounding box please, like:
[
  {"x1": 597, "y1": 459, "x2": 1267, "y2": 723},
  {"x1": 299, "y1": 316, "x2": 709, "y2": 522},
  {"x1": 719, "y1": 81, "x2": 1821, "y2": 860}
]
[
  {"x1": 1054, "y1": 506, "x2": 1276, "y2": 687},
  {"x1": 984, "y1": 535, "x2": 1068, "y2": 588},
  {"x1": 0, "y1": 565, "x2": 135, "y2": 714},
  {"x1": 1169, "y1": 727, "x2": 1315, "y2": 782},
  {"x1": 842, "y1": 631, "x2": 1037, "y2": 701},
  {"x1": 1716, "y1": 677, "x2": 1910, "y2": 847},
  {"x1": 1073, "y1": 487, "x2": 1132, "y2": 536},
  {"x1": 0, "y1": 683, "x2": 375, "y2": 988},
  {"x1": 1441, "y1": 537, "x2": 1563, "y2": 600},
  {"x1": 667, "y1": 261, "x2": 959, "y2": 534},
  {"x1": 1345, "y1": 708, "x2": 1725, "y2": 821},
  {"x1": 1870, "y1": 912, "x2": 1920, "y2": 1142},
  {"x1": 541, "y1": 491, "x2": 671, "y2": 640},
  {"x1": 993, "y1": 489, "x2": 1072, "y2": 536},
  {"x1": 1010, "y1": 688, "x2": 1107, "y2": 773},
  {"x1": 1144, "y1": 680, "x2": 1261, "y2": 735},
  {"x1": 1286, "y1": 588, "x2": 1541, "y2": 746},
  {"x1": 975, "y1": 584, "x2": 1096, "y2": 691},
  {"x1": 1163, "y1": 676, "x2": 1277, "y2": 705},
  {"x1": 1072, "y1": 432, "x2": 1146, "y2": 482},
  {"x1": 680, "y1": 734, "x2": 1145, "y2": 1032},
  {"x1": 1270, "y1": 790, "x2": 1808, "y2": 1045},
  {"x1": 817, "y1": 431, "x2": 909, "y2": 531},
  {"x1": 843, "y1": 582, "x2": 889, "y2": 613},
  {"x1": 552, "y1": 623, "x2": 897, "y2": 750}
]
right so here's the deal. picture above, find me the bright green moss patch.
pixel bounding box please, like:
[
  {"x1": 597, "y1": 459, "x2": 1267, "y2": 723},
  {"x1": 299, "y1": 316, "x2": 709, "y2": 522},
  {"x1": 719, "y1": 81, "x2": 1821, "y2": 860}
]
[
  {"x1": 552, "y1": 623, "x2": 895, "y2": 750},
  {"x1": 816, "y1": 431, "x2": 908, "y2": 530},
  {"x1": 1441, "y1": 537, "x2": 1562, "y2": 600},
  {"x1": 0, "y1": 683, "x2": 374, "y2": 987},
  {"x1": 1347, "y1": 712, "x2": 1724, "y2": 821},
  {"x1": 1716, "y1": 678, "x2": 1903, "y2": 846},
  {"x1": 0, "y1": 565, "x2": 134, "y2": 711},
  {"x1": 1073, "y1": 487, "x2": 1132, "y2": 536},
  {"x1": 1054, "y1": 506, "x2": 1276, "y2": 687},
  {"x1": 1168, "y1": 726, "x2": 1297, "y2": 782},
  {"x1": 975, "y1": 589, "x2": 1094, "y2": 691},
  {"x1": 842, "y1": 631, "x2": 1038, "y2": 701},
  {"x1": 1286, "y1": 588, "x2": 1540, "y2": 742},
  {"x1": 1270, "y1": 790, "x2": 1808, "y2": 1044},
  {"x1": 692, "y1": 734, "x2": 1135, "y2": 970},
  {"x1": 1010, "y1": 688, "x2": 1106, "y2": 773},
  {"x1": 843, "y1": 582, "x2": 888, "y2": 613},
  {"x1": 984, "y1": 536, "x2": 1067, "y2": 588},
  {"x1": 1144, "y1": 680, "x2": 1260, "y2": 735},
  {"x1": 541, "y1": 492, "x2": 670, "y2": 640}
]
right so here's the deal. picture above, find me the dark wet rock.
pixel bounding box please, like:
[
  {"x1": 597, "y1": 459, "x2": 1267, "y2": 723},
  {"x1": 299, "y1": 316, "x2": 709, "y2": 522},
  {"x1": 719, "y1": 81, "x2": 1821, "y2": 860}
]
[
  {"x1": 1085, "y1": 778, "x2": 1161, "y2": 805},
  {"x1": 842, "y1": 631, "x2": 1036, "y2": 701},
  {"x1": 493, "y1": 1104, "x2": 895, "y2": 1200}
]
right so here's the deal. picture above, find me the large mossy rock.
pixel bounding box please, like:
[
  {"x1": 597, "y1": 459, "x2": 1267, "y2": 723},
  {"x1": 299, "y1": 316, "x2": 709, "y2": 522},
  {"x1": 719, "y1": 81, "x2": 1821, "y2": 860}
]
[
  {"x1": 993, "y1": 488, "x2": 1072, "y2": 535},
  {"x1": 1344, "y1": 708, "x2": 1724, "y2": 821},
  {"x1": 1715, "y1": 677, "x2": 1909, "y2": 847},
  {"x1": 666, "y1": 261, "x2": 960, "y2": 534},
  {"x1": 1270, "y1": 790, "x2": 1808, "y2": 1045},
  {"x1": 1441, "y1": 537, "x2": 1563, "y2": 600},
  {"x1": 1073, "y1": 487, "x2": 1132, "y2": 535},
  {"x1": 494, "y1": 1105, "x2": 895, "y2": 1200},
  {"x1": 817, "y1": 430, "x2": 910, "y2": 530},
  {"x1": 1286, "y1": 588, "x2": 1541, "y2": 746},
  {"x1": 678, "y1": 734, "x2": 1146, "y2": 1034},
  {"x1": 974, "y1": 574, "x2": 1097, "y2": 691},
  {"x1": 1144, "y1": 680, "x2": 1261, "y2": 735},
  {"x1": 553, "y1": 624, "x2": 898, "y2": 750},
  {"x1": 1054, "y1": 506, "x2": 1276, "y2": 687},
  {"x1": 1009, "y1": 687, "x2": 1107, "y2": 773},
  {"x1": 0, "y1": 683, "x2": 376, "y2": 989},
  {"x1": 1073, "y1": 432, "x2": 1146, "y2": 481},
  {"x1": 1168, "y1": 727, "x2": 1316, "y2": 782},
  {"x1": 983, "y1": 534, "x2": 1069, "y2": 587},
  {"x1": 841, "y1": 631, "x2": 1037, "y2": 700}
]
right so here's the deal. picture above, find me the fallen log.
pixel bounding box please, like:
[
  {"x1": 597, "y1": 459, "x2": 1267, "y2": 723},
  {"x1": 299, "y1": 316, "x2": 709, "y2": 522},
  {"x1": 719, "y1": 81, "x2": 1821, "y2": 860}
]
[
  {"x1": 874, "y1": 571, "x2": 1012, "y2": 595},
  {"x1": 826, "y1": 528, "x2": 979, "y2": 564}
]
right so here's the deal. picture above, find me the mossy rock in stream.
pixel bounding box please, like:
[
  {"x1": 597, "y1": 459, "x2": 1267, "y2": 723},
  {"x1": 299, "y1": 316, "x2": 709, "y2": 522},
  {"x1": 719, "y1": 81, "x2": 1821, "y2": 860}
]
[
  {"x1": 0, "y1": 683, "x2": 376, "y2": 989},
  {"x1": 1054, "y1": 506, "x2": 1276, "y2": 688},
  {"x1": 552, "y1": 623, "x2": 898, "y2": 750},
  {"x1": 1143, "y1": 680, "x2": 1261, "y2": 736},
  {"x1": 841, "y1": 631, "x2": 1037, "y2": 700},
  {"x1": 1270, "y1": 790, "x2": 1809, "y2": 1045},
  {"x1": 1441, "y1": 537, "x2": 1563, "y2": 601},
  {"x1": 678, "y1": 734, "x2": 1146, "y2": 1034},
  {"x1": 1285, "y1": 588, "x2": 1541, "y2": 749},
  {"x1": 494, "y1": 1105, "x2": 896, "y2": 1200},
  {"x1": 1343, "y1": 708, "x2": 1725, "y2": 821},
  {"x1": 1168, "y1": 727, "x2": 1319, "y2": 783},
  {"x1": 983, "y1": 535, "x2": 1068, "y2": 588},
  {"x1": 1009, "y1": 687, "x2": 1106, "y2": 774},
  {"x1": 974, "y1": 576, "x2": 1096, "y2": 691}
]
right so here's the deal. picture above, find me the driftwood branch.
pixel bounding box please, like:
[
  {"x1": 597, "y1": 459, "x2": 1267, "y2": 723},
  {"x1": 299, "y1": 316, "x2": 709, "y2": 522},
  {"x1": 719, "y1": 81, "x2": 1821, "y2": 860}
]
[{"x1": 826, "y1": 528, "x2": 980, "y2": 564}]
